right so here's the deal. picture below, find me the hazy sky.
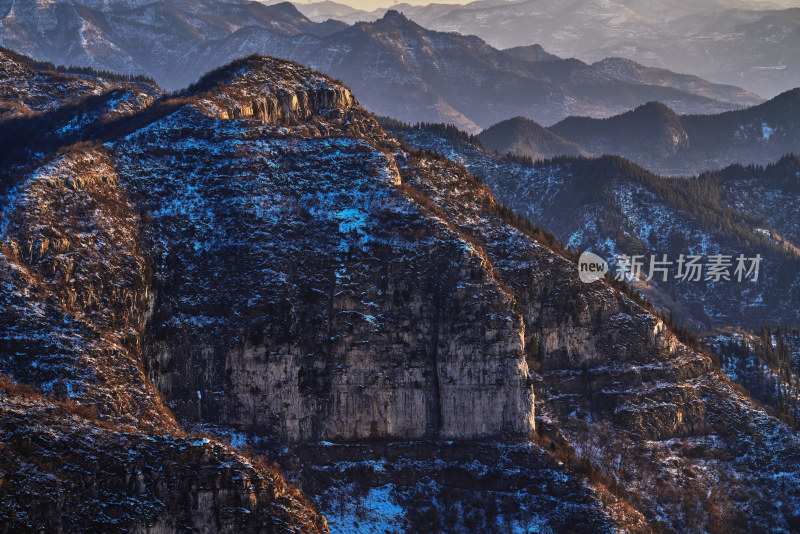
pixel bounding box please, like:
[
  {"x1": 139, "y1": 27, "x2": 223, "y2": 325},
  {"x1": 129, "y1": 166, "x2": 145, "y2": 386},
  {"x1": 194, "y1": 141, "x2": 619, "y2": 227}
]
[
  {"x1": 303, "y1": 0, "x2": 800, "y2": 11},
  {"x1": 310, "y1": 0, "x2": 472, "y2": 9}
]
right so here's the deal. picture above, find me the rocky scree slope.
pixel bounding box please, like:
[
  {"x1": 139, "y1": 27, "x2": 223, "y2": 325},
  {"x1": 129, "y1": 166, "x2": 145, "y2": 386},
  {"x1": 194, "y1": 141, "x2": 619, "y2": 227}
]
[{"x1": 2, "y1": 51, "x2": 800, "y2": 532}]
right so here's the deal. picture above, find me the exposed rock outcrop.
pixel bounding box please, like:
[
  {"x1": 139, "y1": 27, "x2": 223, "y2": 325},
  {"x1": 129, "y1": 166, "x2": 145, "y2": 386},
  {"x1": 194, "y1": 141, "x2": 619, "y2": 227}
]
[
  {"x1": 0, "y1": 149, "x2": 171, "y2": 430},
  {"x1": 0, "y1": 54, "x2": 329, "y2": 533},
  {"x1": 184, "y1": 56, "x2": 356, "y2": 127},
  {"x1": 394, "y1": 149, "x2": 800, "y2": 531}
]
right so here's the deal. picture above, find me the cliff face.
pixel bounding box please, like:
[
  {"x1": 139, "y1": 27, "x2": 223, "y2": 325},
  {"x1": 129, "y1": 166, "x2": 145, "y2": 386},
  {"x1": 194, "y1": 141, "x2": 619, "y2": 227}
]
[
  {"x1": 125, "y1": 55, "x2": 800, "y2": 531},
  {"x1": 110, "y1": 56, "x2": 535, "y2": 442},
  {"x1": 128, "y1": 116, "x2": 533, "y2": 441},
  {"x1": 186, "y1": 57, "x2": 356, "y2": 126},
  {"x1": 0, "y1": 145, "x2": 329, "y2": 532}
]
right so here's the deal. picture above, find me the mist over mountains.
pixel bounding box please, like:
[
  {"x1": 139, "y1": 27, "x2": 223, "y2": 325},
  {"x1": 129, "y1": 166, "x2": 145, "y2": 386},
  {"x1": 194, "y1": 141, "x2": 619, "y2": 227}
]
[
  {"x1": 0, "y1": 0, "x2": 765, "y2": 131},
  {"x1": 295, "y1": 0, "x2": 800, "y2": 98}
]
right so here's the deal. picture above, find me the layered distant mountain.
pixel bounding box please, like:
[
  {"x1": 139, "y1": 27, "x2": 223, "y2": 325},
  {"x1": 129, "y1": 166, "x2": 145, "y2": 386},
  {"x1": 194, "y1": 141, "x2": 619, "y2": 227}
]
[
  {"x1": 590, "y1": 57, "x2": 764, "y2": 107},
  {"x1": 0, "y1": 0, "x2": 346, "y2": 86},
  {"x1": 294, "y1": 0, "x2": 800, "y2": 25},
  {"x1": 4, "y1": 48, "x2": 800, "y2": 533},
  {"x1": 503, "y1": 44, "x2": 561, "y2": 63},
  {"x1": 294, "y1": 0, "x2": 800, "y2": 98},
  {"x1": 0, "y1": 1, "x2": 761, "y2": 131},
  {"x1": 295, "y1": 11, "x2": 759, "y2": 131},
  {"x1": 478, "y1": 90, "x2": 800, "y2": 175},
  {"x1": 477, "y1": 116, "x2": 588, "y2": 161}
]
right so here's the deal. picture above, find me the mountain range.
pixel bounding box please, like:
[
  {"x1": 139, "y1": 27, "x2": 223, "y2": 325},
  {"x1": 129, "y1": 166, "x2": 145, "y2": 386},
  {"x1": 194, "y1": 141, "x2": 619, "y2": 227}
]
[
  {"x1": 3, "y1": 48, "x2": 800, "y2": 532},
  {"x1": 477, "y1": 89, "x2": 800, "y2": 176},
  {"x1": 0, "y1": 1, "x2": 763, "y2": 131},
  {"x1": 293, "y1": 0, "x2": 800, "y2": 98}
]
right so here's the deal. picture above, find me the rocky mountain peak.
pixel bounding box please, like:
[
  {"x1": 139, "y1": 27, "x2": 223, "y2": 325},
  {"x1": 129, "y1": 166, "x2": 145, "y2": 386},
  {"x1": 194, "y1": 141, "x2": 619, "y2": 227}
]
[
  {"x1": 179, "y1": 54, "x2": 360, "y2": 129},
  {"x1": 380, "y1": 9, "x2": 412, "y2": 26},
  {"x1": 184, "y1": 55, "x2": 345, "y2": 101},
  {"x1": 117, "y1": 53, "x2": 534, "y2": 444}
]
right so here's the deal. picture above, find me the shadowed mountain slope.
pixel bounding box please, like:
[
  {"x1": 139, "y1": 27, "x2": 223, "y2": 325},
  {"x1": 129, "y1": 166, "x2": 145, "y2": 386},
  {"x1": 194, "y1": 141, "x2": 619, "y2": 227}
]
[{"x1": 2, "y1": 49, "x2": 800, "y2": 532}]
